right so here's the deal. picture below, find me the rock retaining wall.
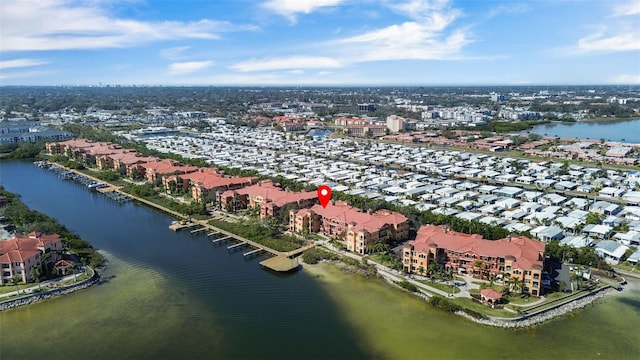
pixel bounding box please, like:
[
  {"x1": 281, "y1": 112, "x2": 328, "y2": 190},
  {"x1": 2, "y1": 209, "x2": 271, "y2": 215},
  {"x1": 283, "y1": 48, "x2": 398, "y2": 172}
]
[
  {"x1": 0, "y1": 270, "x2": 101, "y2": 311},
  {"x1": 457, "y1": 286, "x2": 615, "y2": 328}
]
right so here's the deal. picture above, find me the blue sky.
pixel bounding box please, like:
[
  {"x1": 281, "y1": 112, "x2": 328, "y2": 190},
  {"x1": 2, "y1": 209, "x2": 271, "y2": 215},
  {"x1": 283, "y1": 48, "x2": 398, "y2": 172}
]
[{"x1": 1, "y1": 0, "x2": 639, "y2": 86}]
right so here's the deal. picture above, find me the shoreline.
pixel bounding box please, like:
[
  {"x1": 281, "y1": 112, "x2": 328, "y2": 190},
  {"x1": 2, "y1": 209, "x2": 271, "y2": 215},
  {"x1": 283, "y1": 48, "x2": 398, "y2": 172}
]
[
  {"x1": 304, "y1": 260, "x2": 625, "y2": 329},
  {"x1": 0, "y1": 266, "x2": 101, "y2": 311}
]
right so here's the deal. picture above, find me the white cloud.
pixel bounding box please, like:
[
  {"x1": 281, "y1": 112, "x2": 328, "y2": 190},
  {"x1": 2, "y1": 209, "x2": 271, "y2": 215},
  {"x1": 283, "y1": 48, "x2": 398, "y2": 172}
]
[
  {"x1": 261, "y1": 0, "x2": 343, "y2": 23},
  {"x1": 568, "y1": 2, "x2": 640, "y2": 55},
  {"x1": 0, "y1": 0, "x2": 254, "y2": 51},
  {"x1": 389, "y1": 0, "x2": 460, "y2": 22},
  {"x1": 232, "y1": 0, "x2": 469, "y2": 72},
  {"x1": 331, "y1": 0, "x2": 468, "y2": 62},
  {"x1": 0, "y1": 59, "x2": 49, "y2": 70},
  {"x1": 160, "y1": 46, "x2": 192, "y2": 60},
  {"x1": 577, "y1": 29, "x2": 640, "y2": 52},
  {"x1": 486, "y1": 3, "x2": 529, "y2": 19},
  {"x1": 612, "y1": 74, "x2": 640, "y2": 84},
  {"x1": 230, "y1": 56, "x2": 343, "y2": 72},
  {"x1": 336, "y1": 23, "x2": 470, "y2": 62},
  {"x1": 168, "y1": 61, "x2": 214, "y2": 75},
  {"x1": 611, "y1": 1, "x2": 640, "y2": 17}
]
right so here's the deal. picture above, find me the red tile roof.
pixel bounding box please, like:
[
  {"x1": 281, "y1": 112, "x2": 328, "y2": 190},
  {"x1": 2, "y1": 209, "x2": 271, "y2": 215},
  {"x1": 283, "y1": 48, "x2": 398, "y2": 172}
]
[
  {"x1": 141, "y1": 159, "x2": 198, "y2": 175},
  {"x1": 238, "y1": 181, "x2": 316, "y2": 207},
  {"x1": 303, "y1": 201, "x2": 408, "y2": 233},
  {"x1": 409, "y1": 225, "x2": 544, "y2": 270},
  {"x1": 0, "y1": 233, "x2": 61, "y2": 264},
  {"x1": 180, "y1": 168, "x2": 255, "y2": 190},
  {"x1": 481, "y1": 288, "x2": 502, "y2": 299}
]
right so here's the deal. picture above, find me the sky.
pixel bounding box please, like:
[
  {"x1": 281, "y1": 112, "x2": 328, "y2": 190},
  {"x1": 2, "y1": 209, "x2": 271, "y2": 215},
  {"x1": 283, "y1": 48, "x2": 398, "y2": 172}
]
[{"x1": 0, "y1": 0, "x2": 639, "y2": 86}]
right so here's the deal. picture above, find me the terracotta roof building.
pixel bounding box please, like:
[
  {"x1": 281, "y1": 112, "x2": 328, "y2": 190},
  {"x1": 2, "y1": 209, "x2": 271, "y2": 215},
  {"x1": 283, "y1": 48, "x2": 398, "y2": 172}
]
[
  {"x1": 218, "y1": 180, "x2": 317, "y2": 219},
  {"x1": 403, "y1": 225, "x2": 545, "y2": 296},
  {"x1": 480, "y1": 288, "x2": 503, "y2": 307},
  {"x1": 291, "y1": 200, "x2": 409, "y2": 254},
  {"x1": 165, "y1": 168, "x2": 257, "y2": 203},
  {"x1": 138, "y1": 159, "x2": 198, "y2": 183},
  {"x1": 0, "y1": 231, "x2": 63, "y2": 284}
]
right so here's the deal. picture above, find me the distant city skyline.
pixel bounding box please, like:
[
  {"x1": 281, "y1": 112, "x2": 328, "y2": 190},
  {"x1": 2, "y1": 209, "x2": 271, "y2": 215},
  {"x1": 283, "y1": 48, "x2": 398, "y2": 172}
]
[{"x1": 1, "y1": 0, "x2": 639, "y2": 86}]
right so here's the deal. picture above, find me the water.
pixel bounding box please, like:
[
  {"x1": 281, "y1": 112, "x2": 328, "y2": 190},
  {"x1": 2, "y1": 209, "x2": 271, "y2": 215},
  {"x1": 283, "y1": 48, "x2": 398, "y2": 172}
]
[
  {"x1": 306, "y1": 129, "x2": 334, "y2": 138},
  {"x1": 1, "y1": 160, "x2": 639, "y2": 359},
  {"x1": 525, "y1": 118, "x2": 640, "y2": 143}
]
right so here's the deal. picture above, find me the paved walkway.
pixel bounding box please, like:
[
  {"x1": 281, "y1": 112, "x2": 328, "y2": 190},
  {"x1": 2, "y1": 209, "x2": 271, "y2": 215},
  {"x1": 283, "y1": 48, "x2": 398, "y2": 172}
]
[
  {"x1": 318, "y1": 240, "x2": 454, "y2": 298},
  {"x1": 0, "y1": 269, "x2": 87, "y2": 300}
]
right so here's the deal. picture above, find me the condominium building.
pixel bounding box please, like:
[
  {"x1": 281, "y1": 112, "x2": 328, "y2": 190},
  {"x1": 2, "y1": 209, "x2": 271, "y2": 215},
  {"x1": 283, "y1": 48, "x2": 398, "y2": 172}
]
[
  {"x1": 403, "y1": 225, "x2": 545, "y2": 296},
  {"x1": 290, "y1": 200, "x2": 409, "y2": 254},
  {"x1": 218, "y1": 180, "x2": 317, "y2": 218},
  {"x1": 0, "y1": 232, "x2": 63, "y2": 284},
  {"x1": 164, "y1": 168, "x2": 256, "y2": 203}
]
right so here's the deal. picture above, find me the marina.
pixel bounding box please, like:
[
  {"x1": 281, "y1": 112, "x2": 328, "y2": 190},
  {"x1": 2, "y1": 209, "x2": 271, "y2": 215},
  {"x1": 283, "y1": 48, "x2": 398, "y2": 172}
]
[
  {"x1": 36, "y1": 160, "x2": 310, "y2": 272},
  {"x1": 35, "y1": 161, "x2": 131, "y2": 203},
  {"x1": 2, "y1": 160, "x2": 640, "y2": 359}
]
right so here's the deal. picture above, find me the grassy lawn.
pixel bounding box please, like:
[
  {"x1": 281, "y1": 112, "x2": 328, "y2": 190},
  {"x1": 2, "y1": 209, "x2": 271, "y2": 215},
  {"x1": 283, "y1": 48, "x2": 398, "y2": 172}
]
[
  {"x1": 615, "y1": 262, "x2": 640, "y2": 273},
  {"x1": 503, "y1": 294, "x2": 538, "y2": 305},
  {"x1": 522, "y1": 288, "x2": 594, "y2": 313},
  {"x1": 208, "y1": 218, "x2": 307, "y2": 252},
  {"x1": 451, "y1": 297, "x2": 519, "y2": 318},
  {"x1": 369, "y1": 254, "x2": 402, "y2": 270},
  {"x1": 418, "y1": 280, "x2": 461, "y2": 294},
  {"x1": 0, "y1": 283, "x2": 37, "y2": 295},
  {"x1": 472, "y1": 281, "x2": 504, "y2": 292}
]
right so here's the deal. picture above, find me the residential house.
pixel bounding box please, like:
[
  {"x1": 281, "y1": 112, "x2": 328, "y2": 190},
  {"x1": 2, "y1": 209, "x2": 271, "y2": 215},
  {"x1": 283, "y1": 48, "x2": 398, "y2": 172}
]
[{"x1": 595, "y1": 240, "x2": 628, "y2": 265}]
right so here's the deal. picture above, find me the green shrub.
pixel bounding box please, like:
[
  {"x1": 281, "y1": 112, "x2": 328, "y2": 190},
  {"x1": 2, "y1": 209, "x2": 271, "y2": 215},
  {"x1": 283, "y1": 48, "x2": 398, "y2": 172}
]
[{"x1": 398, "y1": 280, "x2": 418, "y2": 292}]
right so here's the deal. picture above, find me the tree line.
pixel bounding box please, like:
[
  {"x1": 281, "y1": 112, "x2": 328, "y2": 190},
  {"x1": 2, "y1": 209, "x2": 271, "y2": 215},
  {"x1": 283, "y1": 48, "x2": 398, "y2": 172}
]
[{"x1": 0, "y1": 186, "x2": 105, "y2": 267}]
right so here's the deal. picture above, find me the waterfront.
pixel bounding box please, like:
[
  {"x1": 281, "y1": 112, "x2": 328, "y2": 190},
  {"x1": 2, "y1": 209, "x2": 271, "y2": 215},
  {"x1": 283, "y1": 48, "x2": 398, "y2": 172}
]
[
  {"x1": 525, "y1": 118, "x2": 640, "y2": 143},
  {"x1": 1, "y1": 160, "x2": 639, "y2": 359}
]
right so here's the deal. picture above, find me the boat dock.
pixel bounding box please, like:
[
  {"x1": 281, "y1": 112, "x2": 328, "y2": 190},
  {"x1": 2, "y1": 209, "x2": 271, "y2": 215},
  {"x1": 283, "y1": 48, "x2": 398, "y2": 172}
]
[
  {"x1": 227, "y1": 242, "x2": 247, "y2": 251},
  {"x1": 169, "y1": 221, "x2": 198, "y2": 231},
  {"x1": 260, "y1": 256, "x2": 300, "y2": 272},
  {"x1": 42, "y1": 161, "x2": 314, "y2": 272},
  {"x1": 190, "y1": 227, "x2": 207, "y2": 234},
  {"x1": 211, "y1": 235, "x2": 231, "y2": 244},
  {"x1": 243, "y1": 248, "x2": 264, "y2": 257}
]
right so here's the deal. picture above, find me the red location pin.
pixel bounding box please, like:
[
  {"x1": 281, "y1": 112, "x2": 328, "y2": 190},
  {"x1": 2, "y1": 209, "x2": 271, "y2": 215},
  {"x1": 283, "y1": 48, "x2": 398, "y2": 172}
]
[{"x1": 317, "y1": 185, "x2": 332, "y2": 208}]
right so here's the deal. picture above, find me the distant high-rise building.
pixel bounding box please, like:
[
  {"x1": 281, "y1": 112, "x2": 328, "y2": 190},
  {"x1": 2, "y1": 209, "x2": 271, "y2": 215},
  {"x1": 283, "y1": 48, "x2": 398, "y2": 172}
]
[
  {"x1": 490, "y1": 93, "x2": 506, "y2": 102},
  {"x1": 386, "y1": 115, "x2": 405, "y2": 133},
  {"x1": 357, "y1": 103, "x2": 376, "y2": 112}
]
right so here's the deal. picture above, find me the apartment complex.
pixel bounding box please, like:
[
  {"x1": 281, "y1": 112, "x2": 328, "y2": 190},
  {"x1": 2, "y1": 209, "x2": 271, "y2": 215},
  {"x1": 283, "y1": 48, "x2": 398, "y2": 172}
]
[
  {"x1": 290, "y1": 201, "x2": 409, "y2": 254},
  {"x1": 0, "y1": 232, "x2": 62, "y2": 284},
  {"x1": 218, "y1": 180, "x2": 317, "y2": 218},
  {"x1": 164, "y1": 168, "x2": 257, "y2": 203},
  {"x1": 403, "y1": 225, "x2": 545, "y2": 296}
]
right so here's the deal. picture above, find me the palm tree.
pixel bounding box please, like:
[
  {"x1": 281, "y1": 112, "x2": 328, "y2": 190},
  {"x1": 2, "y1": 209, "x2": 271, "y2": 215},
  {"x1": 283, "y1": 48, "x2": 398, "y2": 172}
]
[
  {"x1": 488, "y1": 273, "x2": 497, "y2": 288},
  {"x1": 30, "y1": 265, "x2": 42, "y2": 291},
  {"x1": 71, "y1": 262, "x2": 80, "y2": 282},
  {"x1": 11, "y1": 274, "x2": 22, "y2": 295},
  {"x1": 508, "y1": 276, "x2": 522, "y2": 295}
]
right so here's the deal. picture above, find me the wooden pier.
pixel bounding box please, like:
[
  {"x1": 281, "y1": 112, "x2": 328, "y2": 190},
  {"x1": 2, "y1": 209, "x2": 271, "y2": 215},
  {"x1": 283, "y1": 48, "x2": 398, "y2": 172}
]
[
  {"x1": 211, "y1": 235, "x2": 231, "y2": 244},
  {"x1": 190, "y1": 227, "x2": 206, "y2": 234},
  {"x1": 243, "y1": 248, "x2": 264, "y2": 257},
  {"x1": 227, "y1": 242, "x2": 247, "y2": 251},
  {"x1": 260, "y1": 256, "x2": 300, "y2": 272},
  {"x1": 169, "y1": 221, "x2": 198, "y2": 231},
  {"x1": 49, "y1": 163, "x2": 312, "y2": 273}
]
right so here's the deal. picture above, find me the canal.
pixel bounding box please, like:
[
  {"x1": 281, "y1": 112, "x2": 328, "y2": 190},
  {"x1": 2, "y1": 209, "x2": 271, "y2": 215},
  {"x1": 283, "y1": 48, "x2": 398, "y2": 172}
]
[{"x1": 1, "y1": 160, "x2": 639, "y2": 359}]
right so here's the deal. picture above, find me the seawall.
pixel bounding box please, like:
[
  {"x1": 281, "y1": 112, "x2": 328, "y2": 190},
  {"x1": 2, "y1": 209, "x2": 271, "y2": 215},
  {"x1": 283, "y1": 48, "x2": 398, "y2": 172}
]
[{"x1": 0, "y1": 269, "x2": 101, "y2": 311}]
